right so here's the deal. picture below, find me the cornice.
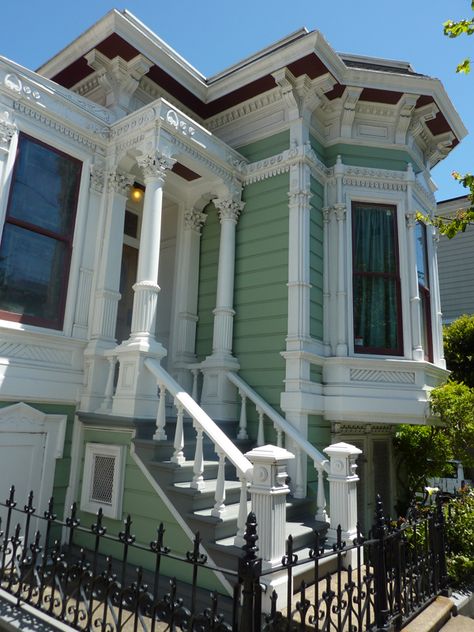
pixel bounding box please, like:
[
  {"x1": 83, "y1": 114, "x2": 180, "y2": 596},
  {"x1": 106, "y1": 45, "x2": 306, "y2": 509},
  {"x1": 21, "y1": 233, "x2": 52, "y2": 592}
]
[
  {"x1": 242, "y1": 142, "x2": 329, "y2": 185},
  {"x1": 206, "y1": 87, "x2": 283, "y2": 132}
]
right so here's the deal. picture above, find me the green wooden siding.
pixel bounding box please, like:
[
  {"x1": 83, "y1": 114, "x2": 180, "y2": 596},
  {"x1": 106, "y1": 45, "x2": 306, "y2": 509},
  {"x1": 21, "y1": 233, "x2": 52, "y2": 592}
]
[
  {"x1": 195, "y1": 202, "x2": 219, "y2": 361},
  {"x1": 233, "y1": 174, "x2": 289, "y2": 429},
  {"x1": 237, "y1": 130, "x2": 290, "y2": 162},
  {"x1": 309, "y1": 135, "x2": 422, "y2": 172},
  {"x1": 76, "y1": 427, "x2": 223, "y2": 592},
  {"x1": 310, "y1": 176, "x2": 324, "y2": 343},
  {"x1": 307, "y1": 414, "x2": 331, "y2": 496}
]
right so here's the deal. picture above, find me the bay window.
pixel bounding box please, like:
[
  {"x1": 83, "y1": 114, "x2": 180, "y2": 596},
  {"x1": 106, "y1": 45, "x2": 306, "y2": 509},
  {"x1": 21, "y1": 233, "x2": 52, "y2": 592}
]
[
  {"x1": 0, "y1": 134, "x2": 82, "y2": 329},
  {"x1": 352, "y1": 202, "x2": 402, "y2": 355}
]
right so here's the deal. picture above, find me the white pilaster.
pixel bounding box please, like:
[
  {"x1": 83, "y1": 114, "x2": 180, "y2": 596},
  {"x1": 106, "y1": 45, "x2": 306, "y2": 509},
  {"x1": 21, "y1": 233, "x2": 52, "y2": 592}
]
[
  {"x1": 171, "y1": 206, "x2": 207, "y2": 389},
  {"x1": 112, "y1": 152, "x2": 175, "y2": 418},
  {"x1": 0, "y1": 111, "x2": 17, "y2": 239},
  {"x1": 405, "y1": 211, "x2": 424, "y2": 362},
  {"x1": 334, "y1": 156, "x2": 348, "y2": 356},
  {"x1": 200, "y1": 197, "x2": 243, "y2": 419},
  {"x1": 430, "y1": 228, "x2": 445, "y2": 367},
  {"x1": 81, "y1": 167, "x2": 132, "y2": 412}
]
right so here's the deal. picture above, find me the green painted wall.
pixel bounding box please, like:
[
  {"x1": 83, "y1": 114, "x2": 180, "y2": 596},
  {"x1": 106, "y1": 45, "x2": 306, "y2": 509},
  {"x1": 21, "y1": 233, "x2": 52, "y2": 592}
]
[
  {"x1": 233, "y1": 173, "x2": 289, "y2": 438},
  {"x1": 75, "y1": 427, "x2": 223, "y2": 592},
  {"x1": 0, "y1": 400, "x2": 74, "y2": 514},
  {"x1": 237, "y1": 130, "x2": 290, "y2": 162},
  {"x1": 195, "y1": 202, "x2": 219, "y2": 361},
  {"x1": 307, "y1": 414, "x2": 331, "y2": 496},
  {"x1": 309, "y1": 135, "x2": 422, "y2": 172},
  {"x1": 310, "y1": 176, "x2": 324, "y2": 343}
]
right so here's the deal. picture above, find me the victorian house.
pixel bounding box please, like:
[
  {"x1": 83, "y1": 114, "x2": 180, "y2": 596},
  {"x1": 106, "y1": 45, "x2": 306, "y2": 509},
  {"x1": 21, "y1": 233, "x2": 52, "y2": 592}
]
[{"x1": 0, "y1": 9, "x2": 466, "y2": 591}]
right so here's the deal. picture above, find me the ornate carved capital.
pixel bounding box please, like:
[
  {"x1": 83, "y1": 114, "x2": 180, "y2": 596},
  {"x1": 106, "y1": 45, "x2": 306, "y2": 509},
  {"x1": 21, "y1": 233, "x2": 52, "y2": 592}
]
[
  {"x1": 0, "y1": 111, "x2": 17, "y2": 150},
  {"x1": 334, "y1": 203, "x2": 346, "y2": 222},
  {"x1": 107, "y1": 170, "x2": 134, "y2": 196},
  {"x1": 214, "y1": 198, "x2": 244, "y2": 223},
  {"x1": 405, "y1": 212, "x2": 417, "y2": 229},
  {"x1": 288, "y1": 191, "x2": 311, "y2": 208},
  {"x1": 137, "y1": 152, "x2": 176, "y2": 183},
  {"x1": 184, "y1": 208, "x2": 207, "y2": 233},
  {"x1": 90, "y1": 165, "x2": 106, "y2": 193},
  {"x1": 322, "y1": 206, "x2": 331, "y2": 223}
]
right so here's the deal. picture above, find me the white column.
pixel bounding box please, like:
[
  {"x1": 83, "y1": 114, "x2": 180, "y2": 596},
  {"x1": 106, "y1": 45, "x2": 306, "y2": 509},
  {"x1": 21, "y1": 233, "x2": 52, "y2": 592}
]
[
  {"x1": 112, "y1": 152, "x2": 175, "y2": 418},
  {"x1": 81, "y1": 167, "x2": 132, "y2": 412},
  {"x1": 406, "y1": 212, "x2": 423, "y2": 361},
  {"x1": 200, "y1": 197, "x2": 243, "y2": 420},
  {"x1": 0, "y1": 111, "x2": 17, "y2": 238},
  {"x1": 324, "y1": 441, "x2": 361, "y2": 566},
  {"x1": 211, "y1": 198, "x2": 244, "y2": 356},
  {"x1": 322, "y1": 205, "x2": 332, "y2": 355},
  {"x1": 171, "y1": 207, "x2": 207, "y2": 389},
  {"x1": 334, "y1": 156, "x2": 348, "y2": 356}
]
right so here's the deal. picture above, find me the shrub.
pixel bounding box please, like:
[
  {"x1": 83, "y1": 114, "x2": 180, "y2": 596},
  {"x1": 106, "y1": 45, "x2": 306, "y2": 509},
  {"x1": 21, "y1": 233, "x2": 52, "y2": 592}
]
[{"x1": 444, "y1": 489, "x2": 474, "y2": 587}]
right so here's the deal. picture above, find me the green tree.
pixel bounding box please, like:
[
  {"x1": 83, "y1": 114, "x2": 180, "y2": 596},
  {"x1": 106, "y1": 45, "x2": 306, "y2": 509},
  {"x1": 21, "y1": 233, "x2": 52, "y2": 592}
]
[
  {"x1": 443, "y1": 314, "x2": 474, "y2": 386},
  {"x1": 418, "y1": 1, "x2": 474, "y2": 238},
  {"x1": 395, "y1": 315, "x2": 474, "y2": 496}
]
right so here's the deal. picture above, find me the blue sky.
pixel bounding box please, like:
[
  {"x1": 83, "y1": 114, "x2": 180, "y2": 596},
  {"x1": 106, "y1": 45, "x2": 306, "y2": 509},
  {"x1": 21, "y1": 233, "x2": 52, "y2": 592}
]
[{"x1": 2, "y1": 0, "x2": 472, "y2": 201}]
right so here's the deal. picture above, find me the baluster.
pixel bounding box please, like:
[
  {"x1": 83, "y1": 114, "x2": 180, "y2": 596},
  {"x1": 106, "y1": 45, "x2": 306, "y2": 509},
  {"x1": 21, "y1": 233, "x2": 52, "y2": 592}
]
[
  {"x1": 191, "y1": 423, "x2": 205, "y2": 490},
  {"x1": 294, "y1": 447, "x2": 305, "y2": 498},
  {"x1": 100, "y1": 356, "x2": 116, "y2": 411},
  {"x1": 234, "y1": 477, "x2": 248, "y2": 546},
  {"x1": 211, "y1": 452, "x2": 226, "y2": 518},
  {"x1": 256, "y1": 407, "x2": 265, "y2": 446},
  {"x1": 191, "y1": 369, "x2": 200, "y2": 402},
  {"x1": 315, "y1": 464, "x2": 329, "y2": 522},
  {"x1": 171, "y1": 401, "x2": 185, "y2": 464},
  {"x1": 237, "y1": 391, "x2": 248, "y2": 439},
  {"x1": 273, "y1": 423, "x2": 283, "y2": 447},
  {"x1": 153, "y1": 383, "x2": 167, "y2": 440}
]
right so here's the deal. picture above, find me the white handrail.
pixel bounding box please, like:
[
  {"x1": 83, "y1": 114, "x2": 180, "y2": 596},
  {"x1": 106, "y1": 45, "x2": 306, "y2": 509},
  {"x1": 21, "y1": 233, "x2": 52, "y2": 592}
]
[
  {"x1": 145, "y1": 359, "x2": 253, "y2": 479},
  {"x1": 227, "y1": 371, "x2": 329, "y2": 473}
]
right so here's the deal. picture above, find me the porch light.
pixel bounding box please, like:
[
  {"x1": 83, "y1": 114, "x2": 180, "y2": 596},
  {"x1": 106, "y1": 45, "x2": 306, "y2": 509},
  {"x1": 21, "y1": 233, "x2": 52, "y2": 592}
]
[{"x1": 130, "y1": 185, "x2": 144, "y2": 202}]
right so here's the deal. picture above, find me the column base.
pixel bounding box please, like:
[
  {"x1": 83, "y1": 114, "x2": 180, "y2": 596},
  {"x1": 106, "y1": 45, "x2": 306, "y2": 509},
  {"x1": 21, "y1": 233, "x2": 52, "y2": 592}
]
[
  {"x1": 112, "y1": 336, "x2": 167, "y2": 418},
  {"x1": 199, "y1": 353, "x2": 240, "y2": 420},
  {"x1": 80, "y1": 338, "x2": 117, "y2": 413}
]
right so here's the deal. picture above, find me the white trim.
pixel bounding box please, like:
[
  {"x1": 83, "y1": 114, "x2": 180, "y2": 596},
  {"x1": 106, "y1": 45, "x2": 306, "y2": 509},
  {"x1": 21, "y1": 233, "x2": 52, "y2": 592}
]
[{"x1": 80, "y1": 442, "x2": 125, "y2": 519}]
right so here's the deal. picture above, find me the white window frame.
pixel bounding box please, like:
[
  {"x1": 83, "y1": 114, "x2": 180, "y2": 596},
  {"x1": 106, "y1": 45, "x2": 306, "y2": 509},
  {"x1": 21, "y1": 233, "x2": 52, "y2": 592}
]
[{"x1": 80, "y1": 443, "x2": 125, "y2": 519}]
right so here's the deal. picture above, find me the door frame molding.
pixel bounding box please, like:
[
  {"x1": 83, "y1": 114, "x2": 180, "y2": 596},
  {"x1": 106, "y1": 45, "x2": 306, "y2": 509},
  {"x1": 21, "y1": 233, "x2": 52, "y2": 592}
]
[{"x1": 0, "y1": 402, "x2": 67, "y2": 511}]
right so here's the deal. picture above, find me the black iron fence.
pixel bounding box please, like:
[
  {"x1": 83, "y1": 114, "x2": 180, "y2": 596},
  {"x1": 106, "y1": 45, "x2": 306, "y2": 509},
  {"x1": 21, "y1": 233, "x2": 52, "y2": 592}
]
[{"x1": 0, "y1": 488, "x2": 449, "y2": 632}]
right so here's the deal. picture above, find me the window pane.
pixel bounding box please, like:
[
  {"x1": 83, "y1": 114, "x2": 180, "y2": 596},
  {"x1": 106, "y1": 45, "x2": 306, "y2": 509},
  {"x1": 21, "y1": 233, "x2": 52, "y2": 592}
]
[
  {"x1": 353, "y1": 205, "x2": 397, "y2": 273},
  {"x1": 415, "y1": 222, "x2": 429, "y2": 288},
  {"x1": 8, "y1": 137, "x2": 81, "y2": 236},
  {"x1": 0, "y1": 224, "x2": 68, "y2": 323},
  {"x1": 353, "y1": 273, "x2": 399, "y2": 351}
]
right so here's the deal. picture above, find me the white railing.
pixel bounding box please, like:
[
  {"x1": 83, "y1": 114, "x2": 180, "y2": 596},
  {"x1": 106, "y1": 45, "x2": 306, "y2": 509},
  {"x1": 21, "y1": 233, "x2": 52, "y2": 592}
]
[
  {"x1": 144, "y1": 358, "x2": 253, "y2": 545},
  {"x1": 227, "y1": 371, "x2": 330, "y2": 523}
]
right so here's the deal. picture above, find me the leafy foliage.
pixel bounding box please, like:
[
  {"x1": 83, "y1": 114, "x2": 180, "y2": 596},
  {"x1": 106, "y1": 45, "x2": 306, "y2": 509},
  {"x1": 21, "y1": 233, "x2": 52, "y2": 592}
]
[
  {"x1": 417, "y1": 3, "x2": 474, "y2": 238},
  {"x1": 444, "y1": 489, "x2": 474, "y2": 586},
  {"x1": 443, "y1": 314, "x2": 474, "y2": 386}
]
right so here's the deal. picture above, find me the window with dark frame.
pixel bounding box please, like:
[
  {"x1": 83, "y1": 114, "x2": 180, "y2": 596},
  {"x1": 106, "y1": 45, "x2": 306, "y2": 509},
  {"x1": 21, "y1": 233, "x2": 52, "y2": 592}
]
[
  {"x1": 0, "y1": 134, "x2": 82, "y2": 329},
  {"x1": 415, "y1": 221, "x2": 433, "y2": 362},
  {"x1": 352, "y1": 202, "x2": 403, "y2": 355}
]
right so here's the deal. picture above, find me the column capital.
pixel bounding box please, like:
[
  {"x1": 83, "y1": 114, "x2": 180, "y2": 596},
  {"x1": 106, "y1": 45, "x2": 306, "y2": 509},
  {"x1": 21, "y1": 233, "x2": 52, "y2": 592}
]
[
  {"x1": 90, "y1": 165, "x2": 106, "y2": 193},
  {"x1": 214, "y1": 198, "x2": 244, "y2": 223},
  {"x1": 184, "y1": 208, "x2": 207, "y2": 233},
  {"x1": 288, "y1": 191, "x2": 311, "y2": 207},
  {"x1": 334, "y1": 203, "x2": 346, "y2": 222},
  {"x1": 405, "y1": 211, "x2": 417, "y2": 229},
  {"x1": 137, "y1": 152, "x2": 176, "y2": 184},
  {"x1": 322, "y1": 206, "x2": 332, "y2": 223},
  {"x1": 107, "y1": 170, "x2": 134, "y2": 196},
  {"x1": 0, "y1": 111, "x2": 17, "y2": 151}
]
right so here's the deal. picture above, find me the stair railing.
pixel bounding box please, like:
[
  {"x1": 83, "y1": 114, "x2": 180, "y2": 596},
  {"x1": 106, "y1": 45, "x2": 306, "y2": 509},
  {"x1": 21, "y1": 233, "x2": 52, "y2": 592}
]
[
  {"x1": 227, "y1": 371, "x2": 330, "y2": 523},
  {"x1": 145, "y1": 358, "x2": 253, "y2": 545}
]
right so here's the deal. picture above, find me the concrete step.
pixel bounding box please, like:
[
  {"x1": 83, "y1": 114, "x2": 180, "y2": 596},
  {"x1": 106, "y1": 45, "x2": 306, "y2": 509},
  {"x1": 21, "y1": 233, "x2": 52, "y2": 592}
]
[
  {"x1": 439, "y1": 614, "x2": 474, "y2": 631},
  {"x1": 403, "y1": 596, "x2": 455, "y2": 632}
]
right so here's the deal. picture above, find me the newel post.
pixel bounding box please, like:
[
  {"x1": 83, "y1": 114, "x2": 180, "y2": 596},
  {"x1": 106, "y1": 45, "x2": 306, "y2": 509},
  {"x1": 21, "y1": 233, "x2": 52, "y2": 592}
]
[
  {"x1": 245, "y1": 445, "x2": 294, "y2": 570},
  {"x1": 324, "y1": 442, "x2": 361, "y2": 555}
]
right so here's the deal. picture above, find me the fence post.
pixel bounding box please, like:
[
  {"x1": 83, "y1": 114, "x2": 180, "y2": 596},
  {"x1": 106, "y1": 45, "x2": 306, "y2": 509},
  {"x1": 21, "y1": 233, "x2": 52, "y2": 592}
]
[
  {"x1": 238, "y1": 512, "x2": 262, "y2": 632},
  {"x1": 373, "y1": 495, "x2": 391, "y2": 632},
  {"x1": 323, "y1": 442, "x2": 361, "y2": 556},
  {"x1": 245, "y1": 444, "x2": 294, "y2": 608},
  {"x1": 436, "y1": 494, "x2": 450, "y2": 596}
]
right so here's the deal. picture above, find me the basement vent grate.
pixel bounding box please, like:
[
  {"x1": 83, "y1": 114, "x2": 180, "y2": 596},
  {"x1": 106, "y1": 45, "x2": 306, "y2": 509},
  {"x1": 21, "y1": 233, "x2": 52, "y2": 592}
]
[{"x1": 91, "y1": 454, "x2": 115, "y2": 505}]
